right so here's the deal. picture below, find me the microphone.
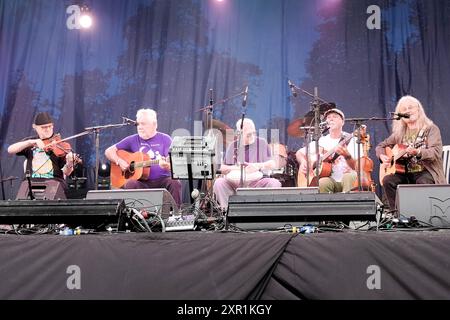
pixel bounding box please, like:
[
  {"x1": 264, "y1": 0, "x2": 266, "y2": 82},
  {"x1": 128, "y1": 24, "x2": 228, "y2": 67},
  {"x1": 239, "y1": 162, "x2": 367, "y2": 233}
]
[
  {"x1": 319, "y1": 121, "x2": 330, "y2": 134},
  {"x1": 122, "y1": 117, "x2": 137, "y2": 126},
  {"x1": 242, "y1": 86, "x2": 248, "y2": 107},
  {"x1": 318, "y1": 121, "x2": 328, "y2": 128},
  {"x1": 288, "y1": 80, "x2": 297, "y2": 97},
  {"x1": 209, "y1": 88, "x2": 214, "y2": 106},
  {"x1": 390, "y1": 112, "x2": 410, "y2": 119}
]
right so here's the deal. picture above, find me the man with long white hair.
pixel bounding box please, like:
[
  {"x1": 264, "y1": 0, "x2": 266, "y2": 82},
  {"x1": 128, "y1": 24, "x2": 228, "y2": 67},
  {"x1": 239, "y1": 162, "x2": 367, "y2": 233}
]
[{"x1": 376, "y1": 95, "x2": 445, "y2": 214}]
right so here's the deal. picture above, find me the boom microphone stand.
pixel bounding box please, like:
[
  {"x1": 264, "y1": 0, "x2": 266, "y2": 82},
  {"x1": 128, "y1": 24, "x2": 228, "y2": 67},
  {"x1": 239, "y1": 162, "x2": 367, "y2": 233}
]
[
  {"x1": 345, "y1": 116, "x2": 398, "y2": 191},
  {"x1": 84, "y1": 121, "x2": 131, "y2": 190}
]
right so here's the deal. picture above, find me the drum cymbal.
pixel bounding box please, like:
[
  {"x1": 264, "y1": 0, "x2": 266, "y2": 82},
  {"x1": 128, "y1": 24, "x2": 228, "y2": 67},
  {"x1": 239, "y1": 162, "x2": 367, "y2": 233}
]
[
  {"x1": 302, "y1": 103, "x2": 335, "y2": 122},
  {"x1": 204, "y1": 118, "x2": 231, "y2": 132},
  {"x1": 204, "y1": 119, "x2": 233, "y2": 146},
  {"x1": 287, "y1": 118, "x2": 313, "y2": 137}
]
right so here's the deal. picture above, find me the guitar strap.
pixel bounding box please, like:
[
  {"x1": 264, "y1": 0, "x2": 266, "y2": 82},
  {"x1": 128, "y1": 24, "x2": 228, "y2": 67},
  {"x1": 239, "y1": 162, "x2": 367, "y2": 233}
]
[{"x1": 415, "y1": 126, "x2": 427, "y2": 146}]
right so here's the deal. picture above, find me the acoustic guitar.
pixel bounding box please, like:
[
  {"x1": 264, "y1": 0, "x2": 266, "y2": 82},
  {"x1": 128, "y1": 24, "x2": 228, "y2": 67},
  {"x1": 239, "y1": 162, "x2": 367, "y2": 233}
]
[
  {"x1": 379, "y1": 141, "x2": 424, "y2": 186},
  {"x1": 297, "y1": 132, "x2": 356, "y2": 187},
  {"x1": 110, "y1": 150, "x2": 165, "y2": 188}
]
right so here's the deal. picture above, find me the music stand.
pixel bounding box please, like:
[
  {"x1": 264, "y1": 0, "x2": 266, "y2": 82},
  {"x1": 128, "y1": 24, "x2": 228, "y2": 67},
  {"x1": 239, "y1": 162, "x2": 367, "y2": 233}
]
[{"x1": 169, "y1": 136, "x2": 217, "y2": 204}]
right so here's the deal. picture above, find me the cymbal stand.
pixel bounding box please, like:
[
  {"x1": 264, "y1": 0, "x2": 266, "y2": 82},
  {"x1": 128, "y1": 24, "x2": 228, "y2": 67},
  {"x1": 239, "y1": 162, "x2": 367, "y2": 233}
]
[
  {"x1": 197, "y1": 88, "x2": 247, "y2": 216},
  {"x1": 201, "y1": 88, "x2": 220, "y2": 216},
  {"x1": 197, "y1": 87, "x2": 248, "y2": 188}
]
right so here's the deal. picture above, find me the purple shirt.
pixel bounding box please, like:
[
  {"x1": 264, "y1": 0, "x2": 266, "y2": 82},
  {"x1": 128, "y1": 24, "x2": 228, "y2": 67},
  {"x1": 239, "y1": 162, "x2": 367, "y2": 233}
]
[
  {"x1": 115, "y1": 133, "x2": 172, "y2": 180},
  {"x1": 224, "y1": 137, "x2": 272, "y2": 165}
]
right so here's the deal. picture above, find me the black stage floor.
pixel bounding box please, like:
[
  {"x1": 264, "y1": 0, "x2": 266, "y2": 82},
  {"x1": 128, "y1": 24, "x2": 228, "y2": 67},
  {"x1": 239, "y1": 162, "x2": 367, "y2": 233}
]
[{"x1": 1, "y1": 229, "x2": 450, "y2": 300}]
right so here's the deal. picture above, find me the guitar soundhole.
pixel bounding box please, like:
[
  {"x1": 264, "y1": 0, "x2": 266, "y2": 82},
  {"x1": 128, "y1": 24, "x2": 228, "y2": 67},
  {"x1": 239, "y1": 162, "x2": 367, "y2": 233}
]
[{"x1": 123, "y1": 162, "x2": 135, "y2": 179}]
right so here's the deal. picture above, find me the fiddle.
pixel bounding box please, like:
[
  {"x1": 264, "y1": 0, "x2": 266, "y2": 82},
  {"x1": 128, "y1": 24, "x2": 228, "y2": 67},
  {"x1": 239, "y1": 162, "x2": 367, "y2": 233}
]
[
  {"x1": 353, "y1": 125, "x2": 376, "y2": 192},
  {"x1": 43, "y1": 133, "x2": 73, "y2": 157},
  {"x1": 42, "y1": 134, "x2": 83, "y2": 166}
]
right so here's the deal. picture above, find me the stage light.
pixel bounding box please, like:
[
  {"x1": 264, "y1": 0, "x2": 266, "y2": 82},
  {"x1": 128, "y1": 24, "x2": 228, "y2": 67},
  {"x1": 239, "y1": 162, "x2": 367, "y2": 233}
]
[
  {"x1": 79, "y1": 5, "x2": 93, "y2": 29},
  {"x1": 98, "y1": 162, "x2": 110, "y2": 178},
  {"x1": 79, "y1": 14, "x2": 92, "y2": 28},
  {"x1": 98, "y1": 162, "x2": 111, "y2": 190}
]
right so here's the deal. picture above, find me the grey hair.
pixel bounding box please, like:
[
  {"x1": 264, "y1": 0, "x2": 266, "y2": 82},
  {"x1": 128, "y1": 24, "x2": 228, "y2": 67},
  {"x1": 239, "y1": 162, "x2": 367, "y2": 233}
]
[
  {"x1": 236, "y1": 118, "x2": 255, "y2": 130},
  {"x1": 136, "y1": 108, "x2": 157, "y2": 123},
  {"x1": 391, "y1": 96, "x2": 432, "y2": 140}
]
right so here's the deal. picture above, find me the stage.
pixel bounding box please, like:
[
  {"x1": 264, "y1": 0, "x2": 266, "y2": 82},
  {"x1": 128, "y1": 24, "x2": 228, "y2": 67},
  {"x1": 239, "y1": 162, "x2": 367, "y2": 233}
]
[{"x1": 1, "y1": 229, "x2": 450, "y2": 300}]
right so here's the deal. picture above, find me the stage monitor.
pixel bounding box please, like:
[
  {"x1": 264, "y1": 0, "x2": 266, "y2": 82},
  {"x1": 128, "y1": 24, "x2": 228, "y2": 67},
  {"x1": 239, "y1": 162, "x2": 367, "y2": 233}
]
[
  {"x1": 236, "y1": 187, "x2": 318, "y2": 196},
  {"x1": 227, "y1": 191, "x2": 382, "y2": 230},
  {"x1": 0, "y1": 199, "x2": 125, "y2": 227},
  {"x1": 86, "y1": 188, "x2": 178, "y2": 217},
  {"x1": 396, "y1": 184, "x2": 450, "y2": 227},
  {"x1": 16, "y1": 179, "x2": 66, "y2": 200}
]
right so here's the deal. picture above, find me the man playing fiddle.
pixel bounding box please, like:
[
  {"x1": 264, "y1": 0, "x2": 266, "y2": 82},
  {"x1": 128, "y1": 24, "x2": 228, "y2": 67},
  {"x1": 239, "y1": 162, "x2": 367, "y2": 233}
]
[{"x1": 8, "y1": 112, "x2": 79, "y2": 198}]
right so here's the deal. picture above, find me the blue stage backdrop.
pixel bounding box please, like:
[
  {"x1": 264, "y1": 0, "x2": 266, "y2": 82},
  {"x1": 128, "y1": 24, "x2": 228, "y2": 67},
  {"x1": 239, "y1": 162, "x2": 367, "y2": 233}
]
[{"x1": 1, "y1": 0, "x2": 449, "y2": 198}]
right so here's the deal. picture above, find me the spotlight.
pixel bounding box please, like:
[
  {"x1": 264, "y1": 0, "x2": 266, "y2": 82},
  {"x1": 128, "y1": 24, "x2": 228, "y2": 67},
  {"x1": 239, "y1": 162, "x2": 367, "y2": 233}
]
[
  {"x1": 79, "y1": 5, "x2": 93, "y2": 29},
  {"x1": 98, "y1": 162, "x2": 111, "y2": 178}
]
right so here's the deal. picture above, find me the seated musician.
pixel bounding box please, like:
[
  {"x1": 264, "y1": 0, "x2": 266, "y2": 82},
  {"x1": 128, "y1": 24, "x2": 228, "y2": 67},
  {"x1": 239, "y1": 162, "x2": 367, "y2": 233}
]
[
  {"x1": 7, "y1": 112, "x2": 78, "y2": 198},
  {"x1": 104, "y1": 108, "x2": 182, "y2": 207},
  {"x1": 376, "y1": 95, "x2": 445, "y2": 213},
  {"x1": 213, "y1": 118, "x2": 281, "y2": 211},
  {"x1": 295, "y1": 108, "x2": 364, "y2": 193}
]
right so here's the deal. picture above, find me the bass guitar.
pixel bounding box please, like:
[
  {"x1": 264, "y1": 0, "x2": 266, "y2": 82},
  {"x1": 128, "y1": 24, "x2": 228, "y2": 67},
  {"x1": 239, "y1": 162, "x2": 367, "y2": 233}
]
[{"x1": 110, "y1": 150, "x2": 165, "y2": 188}]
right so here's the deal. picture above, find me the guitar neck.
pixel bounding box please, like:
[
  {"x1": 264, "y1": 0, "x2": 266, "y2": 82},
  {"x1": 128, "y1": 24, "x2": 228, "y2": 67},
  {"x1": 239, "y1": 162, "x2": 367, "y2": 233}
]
[
  {"x1": 135, "y1": 159, "x2": 160, "y2": 168},
  {"x1": 322, "y1": 134, "x2": 353, "y2": 160}
]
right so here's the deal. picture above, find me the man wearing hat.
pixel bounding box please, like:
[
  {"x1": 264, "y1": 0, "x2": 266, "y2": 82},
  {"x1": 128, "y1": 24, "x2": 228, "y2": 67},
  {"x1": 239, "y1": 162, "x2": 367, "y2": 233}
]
[
  {"x1": 295, "y1": 108, "x2": 362, "y2": 193},
  {"x1": 8, "y1": 112, "x2": 77, "y2": 197}
]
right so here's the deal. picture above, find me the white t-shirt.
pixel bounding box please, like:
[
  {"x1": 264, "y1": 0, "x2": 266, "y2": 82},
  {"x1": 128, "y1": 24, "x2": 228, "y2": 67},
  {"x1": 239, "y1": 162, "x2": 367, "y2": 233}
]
[{"x1": 300, "y1": 133, "x2": 363, "y2": 182}]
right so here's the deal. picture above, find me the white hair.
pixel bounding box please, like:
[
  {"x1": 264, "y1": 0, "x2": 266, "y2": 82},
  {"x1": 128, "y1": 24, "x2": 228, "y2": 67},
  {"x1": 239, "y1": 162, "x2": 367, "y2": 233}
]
[
  {"x1": 236, "y1": 118, "x2": 255, "y2": 130},
  {"x1": 392, "y1": 96, "x2": 433, "y2": 140},
  {"x1": 136, "y1": 108, "x2": 157, "y2": 123}
]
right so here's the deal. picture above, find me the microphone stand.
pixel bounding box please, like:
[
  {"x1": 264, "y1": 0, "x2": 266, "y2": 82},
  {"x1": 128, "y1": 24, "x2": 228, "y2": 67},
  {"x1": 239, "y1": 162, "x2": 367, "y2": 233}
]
[
  {"x1": 345, "y1": 116, "x2": 398, "y2": 192},
  {"x1": 25, "y1": 170, "x2": 34, "y2": 200},
  {"x1": 0, "y1": 157, "x2": 5, "y2": 200},
  {"x1": 237, "y1": 112, "x2": 246, "y2": 188},
  {"x1": 311, "y1": 87, "x2": 321, "y2": 179},
  {"x1": 84, "y1": 122, "x2": 130, "y2": 190},
  {"x1": 288, "y1": 81, "x2": 329, "y2": 183}
]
